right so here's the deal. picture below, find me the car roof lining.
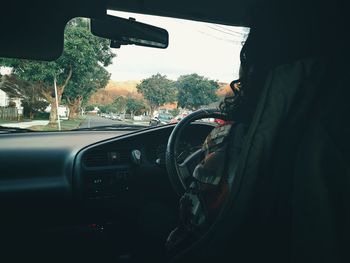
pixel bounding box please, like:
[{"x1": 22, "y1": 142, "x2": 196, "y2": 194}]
[
  {"x1": 0, "y1": 0, "x2": 345, "y2": 61},
  {"x1": 107, "y1": 0, "x2": 254, "y2": 27},
  {"x1": 0, "y1": 0, "x2": 254, "y2": 61}
]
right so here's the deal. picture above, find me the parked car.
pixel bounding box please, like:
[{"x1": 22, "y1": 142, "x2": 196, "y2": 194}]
[
  {"x1": 111, "y1": 115, "x2": 122, "y2": 121},
  {"x1": 170, "y1": 113, "x2": 188, "y2": 124},
  {"x1": 149, "y1": 113, "x2": 173, "y2": 126}
]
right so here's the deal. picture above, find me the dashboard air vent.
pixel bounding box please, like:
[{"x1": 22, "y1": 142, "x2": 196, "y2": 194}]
[{"x1": 84, "y1": 149, "x2": 131, "y2": 167}]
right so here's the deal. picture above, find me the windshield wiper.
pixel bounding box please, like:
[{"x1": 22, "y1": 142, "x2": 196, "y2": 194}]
[
  {"x1": 72, "y1": 124, "x2": 149, "y2": 131},
  {"x1": 0, "y1": 126, "x2": 33, "y2": 133}
]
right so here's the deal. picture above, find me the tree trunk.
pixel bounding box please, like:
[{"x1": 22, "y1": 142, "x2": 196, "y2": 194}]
[
  {"x1": 67, "y1": 96, "x2": 82, "y2": 120},
  {"x1": 49, "y1": 101, "x2": 58, "y2": 127},
  {"x1": 150, "y1": 105, "x2": 156, "y2": 117},
  {"x1": 29, "y1": 110, "x2": 34, "y2": 120},
  {"x1": 42, "y1": 67, "x2": 73, "y2": 127},
  {"x1": 68, "y1": 104, "x2": 79, "y2": 119}
]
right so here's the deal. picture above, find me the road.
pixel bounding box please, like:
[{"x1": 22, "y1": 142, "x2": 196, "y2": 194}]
[
  {"x1": 0, "y1": 116, "x2": 149, "y2": 130},
  {"x1": 79, "y1": 115, "x2": 149, "y2": 129}
]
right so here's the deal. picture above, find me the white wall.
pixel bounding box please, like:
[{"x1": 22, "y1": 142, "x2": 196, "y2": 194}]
[
  {"x1": 45, "y1": 105, "x2": 69, "y2": 118},
  {"x1": 0, "y1": 89, "x2": 9, "y2": 107}
]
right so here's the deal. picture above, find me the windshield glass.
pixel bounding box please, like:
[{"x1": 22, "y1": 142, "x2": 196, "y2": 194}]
[{"x1": 0, "y1": 11, "x2": 248, "y2": 132}]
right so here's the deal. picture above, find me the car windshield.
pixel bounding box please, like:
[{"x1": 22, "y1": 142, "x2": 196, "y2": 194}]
[
  {"x1": 0, "y1": 11, "x2": 248, "y2": 132},
  {"x1": 159, "y1": 114, "x2": 172, "y2": 121}
]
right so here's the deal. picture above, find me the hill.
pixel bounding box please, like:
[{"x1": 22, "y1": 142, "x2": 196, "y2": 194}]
[
  {"x1": 89, "y1": 80, "x2": 141, "y2": 105},
  {"x1": 89, "y1": 80, "x2": 230, "y2": 106},
  {"x1": 217, "y1": 82, "x2": 232, "y2": 97}
]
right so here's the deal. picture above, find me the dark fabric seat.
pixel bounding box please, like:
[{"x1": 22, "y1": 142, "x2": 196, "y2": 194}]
[{"x1": 172, "y1": 56, "x2": 350, "y2": 263}]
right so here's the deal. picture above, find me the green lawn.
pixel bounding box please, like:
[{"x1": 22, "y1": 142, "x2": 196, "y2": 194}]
[
  {"x1": 30, "y1": 117, "x2": 86, "y2": 131},
  {"x1": 0, "y1": 119, "x2": 17, "y2": 125}
]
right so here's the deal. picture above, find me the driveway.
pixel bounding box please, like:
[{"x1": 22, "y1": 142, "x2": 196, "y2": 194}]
[{"x1": 0, "y1": 120, "x2": 49, "y2": 129}]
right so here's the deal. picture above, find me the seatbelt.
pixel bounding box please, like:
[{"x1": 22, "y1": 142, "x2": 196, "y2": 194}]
[{"x1": 226, "y1": 123, "x2": 248, "y2": 191}]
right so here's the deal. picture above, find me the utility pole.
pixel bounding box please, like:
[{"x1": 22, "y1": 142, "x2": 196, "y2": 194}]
[{"x1": 54, "y1": 76, "x2": 61, "y2": 131}]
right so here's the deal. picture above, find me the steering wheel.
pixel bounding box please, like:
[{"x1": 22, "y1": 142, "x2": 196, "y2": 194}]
[{"x1": 165, "y1": 109, "x2": 227, "y2": 195}]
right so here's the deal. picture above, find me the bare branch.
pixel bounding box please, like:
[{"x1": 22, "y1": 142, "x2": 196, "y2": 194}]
[{"x1": 60, "y1": 66, "x2": 73, "y2": 90}]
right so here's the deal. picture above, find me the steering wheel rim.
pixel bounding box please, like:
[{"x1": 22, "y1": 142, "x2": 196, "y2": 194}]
[{"x1": 165, "y1": 108, "x2": 227, "y2": 196}]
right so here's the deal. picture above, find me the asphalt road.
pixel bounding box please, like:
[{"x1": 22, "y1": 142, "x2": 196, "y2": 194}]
[{"x1": 79, "y1": 115, "x2": 149, "y2": 129}]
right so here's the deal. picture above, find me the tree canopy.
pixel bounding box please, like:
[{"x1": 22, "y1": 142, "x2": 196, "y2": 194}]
[
  {"x1": 112, "y1": 96, "x2": 127, "y2": 114},
  {"x1": 61, "y1": 18, "x2": 114, "y2": 118},
  {"x1": 94, "y1": 96, "x2": 146, "y2": 116},
  {"x1": 85, "y1": 105, "x2": 95, "y2": 112},
  {"x1": 176, "y1": 74, "x2": 219, "y2": 110},
  {"x1": 136, "y1": 74, "x2": 176, "y2": 114},
  {"x1": 125, "y1": 97, "x2": 147, "y2": 115}
]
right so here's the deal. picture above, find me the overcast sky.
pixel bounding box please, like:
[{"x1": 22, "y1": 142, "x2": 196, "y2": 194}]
[{"x1": 106, "y1": 10, "x2": 249, "y2": 83}]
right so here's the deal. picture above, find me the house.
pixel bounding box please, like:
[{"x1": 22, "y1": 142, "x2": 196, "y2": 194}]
[
  {"x1": 0, "y1": 89, "x2": 9, "y2": 107},
  {"x1": 0, "y1": 89, "x2": 23, "y2": 115},
  {"x1": 1, "y1": 67, "x2": 24, "y2": 114}
]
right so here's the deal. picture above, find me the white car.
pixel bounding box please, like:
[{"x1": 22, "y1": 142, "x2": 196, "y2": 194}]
[{"x1": 111, "y1": 115, "x2": 122, "y2": 121}]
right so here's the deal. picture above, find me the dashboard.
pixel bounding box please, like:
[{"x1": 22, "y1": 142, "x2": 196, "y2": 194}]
[
  {"x1": 75, "y1": 123, "x2": 213, "y2": 203},
  {"x1": 0, "y1": 123, "x2": 214, "y2": 224}
]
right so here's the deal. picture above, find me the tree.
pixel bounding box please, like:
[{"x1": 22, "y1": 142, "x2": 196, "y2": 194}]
[
  {"x1": 85, "y1": 105, "x2": 95, "y2": 112},
  {"x1": 98, "y1": 105, "x2": 109, "y2": 114},
  {"x1": 112, "y1": 96, "x2": 127, "y2": 114},
  {"x1": 98, "y1": 104, "x2": 119, "y2": 114},
  {"x1": 176, "y1": 74, "x2": 219, "y2": 110},
  {"x1": 64, "y1": 66, "x2": 111, "y2": 119},
  {"x1": 0, "y1": 18, "x2": 115, "y2": 125},
  {"x1": 126, "y1": 97, "x2": 147, "y2": 115},
  {"x1": 0, "y1": 58, "x2": 72, "y2": 125},
  {"x1": 136, "y1": 74, "x2": 176, "y2": 115},
  {"x1": 0, "y1": 74, "x2": 49, "y2": 119},
  {"x1": 61, "y1": 19, "x2": 114, "y2": 119}
]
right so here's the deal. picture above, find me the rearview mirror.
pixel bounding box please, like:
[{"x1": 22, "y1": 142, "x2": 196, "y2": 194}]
[{"x1": 91, "y1": 15, "x2": 169, "y2": 49}]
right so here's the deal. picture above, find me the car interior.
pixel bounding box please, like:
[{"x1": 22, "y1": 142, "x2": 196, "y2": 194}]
[{"x1": 0, "y1": 0, "x2": 349, "y2": 263}]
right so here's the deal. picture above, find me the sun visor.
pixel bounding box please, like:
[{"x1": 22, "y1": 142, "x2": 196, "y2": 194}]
[{"x1": 0, "y1": 0, "x2": 108, "y2": 61}]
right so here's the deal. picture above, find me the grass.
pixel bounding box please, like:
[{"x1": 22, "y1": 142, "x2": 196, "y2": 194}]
[
  {"x1": 0, "y1": 119, "x2": 18, "y2": 125},
  {"x1": 30, "y1": 116, "x2": 87, "y2": 131}
]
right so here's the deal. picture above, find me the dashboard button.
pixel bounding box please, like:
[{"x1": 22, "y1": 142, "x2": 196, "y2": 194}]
[
  {"x1": 88, "y1": 175, "x2": 110, "y2": 186},
  {"x1": 88, "y1": 187, "x2": 104, "y2": 199}
]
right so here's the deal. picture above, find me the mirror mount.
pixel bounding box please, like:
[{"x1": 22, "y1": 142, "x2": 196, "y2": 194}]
[{"x1": 91, "y1": 15, "x2": 169, "y2": 49}]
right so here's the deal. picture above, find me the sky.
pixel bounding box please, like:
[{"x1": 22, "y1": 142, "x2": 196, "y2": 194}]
[{"x1": 106, "y1": 10, "x2": 249, "y2": 83}]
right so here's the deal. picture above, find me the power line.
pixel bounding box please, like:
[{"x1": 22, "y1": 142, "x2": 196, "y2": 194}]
[
  {"x1": 197, "y1": 30, "x2": 243, "y2": 44},
  {"x1": 174, "y1": 18, "x2": 247, "y2": 44},
  {"x1": 206, "y1": 25, "x2": 243, "y2": 37},
  {"x1": 213, "y1": 25, "x2": 248, "y2": 36}
]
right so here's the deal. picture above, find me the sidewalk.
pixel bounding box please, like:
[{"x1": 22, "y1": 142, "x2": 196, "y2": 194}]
[{"x1": 1, "y1": 120, "x2": 49, "y2": 129}]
